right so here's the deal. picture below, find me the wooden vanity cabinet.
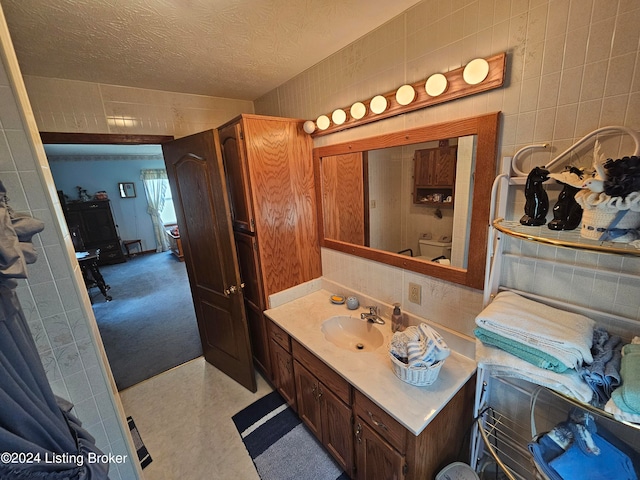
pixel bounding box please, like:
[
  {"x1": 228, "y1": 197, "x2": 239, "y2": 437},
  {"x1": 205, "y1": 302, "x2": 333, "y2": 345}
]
[
  {"x1": 268, "y1": 321, "x2": 296, "y2": 410},
  {"x1": 353, "y1": 376, "x2": 476, "y2": 480},
  {"x1": 293, "y1": 340, "x2": 354, "y2": 476},
  {"x1": 267, "y1": 318, "x2": 476, "y2": 480},
  {"x1": 218, "y1": 114, "x2": 322, "y2": 380}
]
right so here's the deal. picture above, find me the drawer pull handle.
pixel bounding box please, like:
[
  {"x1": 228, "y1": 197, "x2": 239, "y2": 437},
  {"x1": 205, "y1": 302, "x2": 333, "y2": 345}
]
[{"x1": 367, "y1": 410, "x2": 388, "y2": 431}]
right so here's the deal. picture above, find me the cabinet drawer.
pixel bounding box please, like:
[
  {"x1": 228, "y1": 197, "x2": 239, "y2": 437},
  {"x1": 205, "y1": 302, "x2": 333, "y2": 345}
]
[
  {"x1": 268, "y1": 320, "x2": 291, "y2": 352},
  {"x1": 354, "y1": 389, "x2": 406, "y2": 453},
  {"x1": 292, "y1": 339, "x2": 350, "y2": 405}
]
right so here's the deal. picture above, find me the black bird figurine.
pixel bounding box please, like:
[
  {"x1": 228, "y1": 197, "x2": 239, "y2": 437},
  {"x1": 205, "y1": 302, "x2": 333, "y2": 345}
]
[
  {"x1": 520, "y1": 166, "x2": 550, "y2": 226},
  {"x1": 548, "y1": 166, "x2": 584, "y2": 231}
]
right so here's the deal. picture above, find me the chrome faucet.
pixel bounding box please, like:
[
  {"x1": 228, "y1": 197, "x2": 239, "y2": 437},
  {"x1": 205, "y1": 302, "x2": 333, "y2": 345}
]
[{"x1": 361, "y1": 306, "x2": 385, "y2": 325}]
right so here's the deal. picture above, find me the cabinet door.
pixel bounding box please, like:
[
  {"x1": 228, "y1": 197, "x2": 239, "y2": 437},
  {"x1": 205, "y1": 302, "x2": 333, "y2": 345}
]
[
  {"x1": 234, "y1": 231, "x2": 270, "y2": 377},
  {"x1": 414, "y1": 149, "x2": 434, "y2": 186},
  {"x1": 320, "y1": 152, "x2": 367, "y2": 246},
  {"x1": 219, "y1": 121, "x2": 255, "y2": 233},
  {"x1": 432, "y1": 146, "x2": 456, "y2": 186},
  {"x1": 321, "y1": 386, "x2": 354, "y2": 475},
  {"x1": 270, "y1": 340, "x2": 296, "y2": 411},
  {"x1": 80, "y1": 201, "x2": 119, "y2": 243},
  {"x1": 294, "y1": 360, "x2": 322, "y2": 439},
  {"x1": 414, "y1": 147, "x2": 456, "y2": 187},
  {"x1": 355, "y1": 418, "x2": 405, "y2": 480}
]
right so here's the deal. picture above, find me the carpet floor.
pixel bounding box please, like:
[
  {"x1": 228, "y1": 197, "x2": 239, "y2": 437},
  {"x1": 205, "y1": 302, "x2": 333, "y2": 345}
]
[
  {"x1": 232, "y1": 391, "x2": 349, "y2": 480},
  {"x1": 91, "y1": 252, "x2": 202, "y2": 390}
]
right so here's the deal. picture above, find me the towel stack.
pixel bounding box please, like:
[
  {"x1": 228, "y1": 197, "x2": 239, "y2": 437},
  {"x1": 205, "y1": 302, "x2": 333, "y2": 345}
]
[
  {"x1": 475, "y1": 291, "x2": 595, "y2": 403},
  {"x1": 605, "y1": 338, "x2": 640, "y2": 423},
  {"x1": 580, "y1": 327, "x2": 622, "y2": 407}
]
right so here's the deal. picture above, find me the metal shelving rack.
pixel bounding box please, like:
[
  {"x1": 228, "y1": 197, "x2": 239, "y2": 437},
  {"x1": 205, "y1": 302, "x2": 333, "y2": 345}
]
[{"x1": 472, "y1": 126, "x2": 640, "y2": 479}]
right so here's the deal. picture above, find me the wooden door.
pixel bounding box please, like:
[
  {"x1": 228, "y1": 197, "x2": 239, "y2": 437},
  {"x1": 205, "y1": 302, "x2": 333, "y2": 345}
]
[
  {"x1": 219, "y1": 121, "x2": 255, "y2": 233},
  {"x1": 355, "y1": 419, "x2": 405, "y2": 480},
  {"x1": 270, "y1": 340, "x2": 296, "y2": 410},
  {"x1": 162, "y1": 130, "x2": 256, "y2": 392},
  {"x1": 234, "y1": 230, "x2": 270, "y2": 377},
  {"x1": 321, "y1": 387, "x2": 354, "y2": 475},
  {"x1": 294, "y1": 360, "x2": 322, "y2": 439}
]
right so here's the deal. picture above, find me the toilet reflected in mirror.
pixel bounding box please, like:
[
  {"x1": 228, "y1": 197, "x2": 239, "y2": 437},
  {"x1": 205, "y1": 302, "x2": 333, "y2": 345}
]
[{"x1": 416, "y1": 236, "x2": 452, "y2": 262}]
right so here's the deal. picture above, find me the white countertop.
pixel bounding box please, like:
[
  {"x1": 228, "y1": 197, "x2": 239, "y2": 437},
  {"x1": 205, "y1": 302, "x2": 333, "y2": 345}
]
[{"x1": 264, "y1": 289, "x2": 477, "y2": 436}]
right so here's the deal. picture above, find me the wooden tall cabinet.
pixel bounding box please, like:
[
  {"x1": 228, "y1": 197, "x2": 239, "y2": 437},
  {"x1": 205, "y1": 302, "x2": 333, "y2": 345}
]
[
  {"x1": 64, "y1": 200, "x2": 126, "y2": 265},
  {"x1": 218, "y1": 114, "x2": 322, "y2": 379}
]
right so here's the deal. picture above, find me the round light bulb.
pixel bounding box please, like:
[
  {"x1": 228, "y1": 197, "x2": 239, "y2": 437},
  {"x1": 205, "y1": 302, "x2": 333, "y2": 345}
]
[
  {"x1": 303, "y1": 120, "x2": 316, "y2": 134},
  {"x1": 316, "y1": 115, "x2": 330, "y2": 130},
  {"x1": 425, "y1": 73, "x2": 448, "y2": 97},
  {"x1": 331, "y1": 109, "x2": 347, "y2": 125},
  {"x1": 395, "y1": 85, "x2": 416, "y2": 106},
  {"x1": 370, "y1": 95, "x2": 388, "y2": 114},
  {"x1": 463, "y1": 58, "x2": 490, "y2": 85},
  {"x1": 350, "y1": 102, "x2": 366, "y2": 119}
]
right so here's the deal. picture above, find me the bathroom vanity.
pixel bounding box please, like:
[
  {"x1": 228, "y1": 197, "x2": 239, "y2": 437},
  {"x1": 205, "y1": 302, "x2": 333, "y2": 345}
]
[{"x1": 265, "y1": 288, "x2": 477, "y2": 479}]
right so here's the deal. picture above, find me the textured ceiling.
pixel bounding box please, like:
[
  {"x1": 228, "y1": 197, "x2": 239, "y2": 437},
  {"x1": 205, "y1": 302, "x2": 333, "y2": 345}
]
[{"x1": 2, "y1": 0, "x2": 421, "y2": 101}]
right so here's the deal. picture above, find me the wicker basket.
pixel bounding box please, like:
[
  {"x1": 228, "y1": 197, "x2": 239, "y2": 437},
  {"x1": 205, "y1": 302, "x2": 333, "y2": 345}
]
[{"x1": 389, "y1": 353, "x2": 444, "y2": 386}]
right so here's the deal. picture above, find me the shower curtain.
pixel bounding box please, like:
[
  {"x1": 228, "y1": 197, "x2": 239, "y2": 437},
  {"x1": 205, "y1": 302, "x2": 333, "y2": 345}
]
[{"x1": 0, "y1": 181, "x2": 109, "y2": 479}]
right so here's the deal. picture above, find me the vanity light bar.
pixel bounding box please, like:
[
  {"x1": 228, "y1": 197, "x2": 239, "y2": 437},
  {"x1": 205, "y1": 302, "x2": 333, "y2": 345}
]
[{"x1": 306, "y1": 52, "x2": 506, "y2": 137}]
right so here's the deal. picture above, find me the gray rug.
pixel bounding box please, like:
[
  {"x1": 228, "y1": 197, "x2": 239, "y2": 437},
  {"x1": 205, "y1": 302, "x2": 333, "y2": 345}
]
[
  {"x1": 232, "y1": 391, "x2": 348, "y2": 480},
  {"x1": 92, "y1": 252, "x2": 202, "y2": 390}
]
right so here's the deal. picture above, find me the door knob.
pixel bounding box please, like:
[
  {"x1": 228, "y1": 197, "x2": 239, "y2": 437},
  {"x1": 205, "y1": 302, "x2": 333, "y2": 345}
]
[{"x1": 224, "y1": 283, "x2": 245, "y2": 295}]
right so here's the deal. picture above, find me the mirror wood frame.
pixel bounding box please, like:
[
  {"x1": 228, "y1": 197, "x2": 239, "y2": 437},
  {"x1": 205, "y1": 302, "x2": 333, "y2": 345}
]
[{"x1": 313, "y1": 112, "x2": 500, "y2": 290}]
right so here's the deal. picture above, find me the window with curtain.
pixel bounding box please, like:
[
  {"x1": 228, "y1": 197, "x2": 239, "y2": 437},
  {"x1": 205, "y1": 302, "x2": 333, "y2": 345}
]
[{"x1": 140, "y1": 169, "x2": 172, "y2": 252}]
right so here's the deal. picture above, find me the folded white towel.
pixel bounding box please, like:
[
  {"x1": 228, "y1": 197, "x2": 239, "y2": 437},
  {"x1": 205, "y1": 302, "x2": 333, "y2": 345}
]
[
  {"x1": 604, "y1": 397, "x2": 640, "y2": 424},
  {"x1": 476, "y1": 342, "x2": 593, "y2": 403},
  {"x1": 391, "y1": 324, "x2": 450, "y2": 367},
  {"x1": 476, "y1": 291, "x2": 594, "y2": 370}
]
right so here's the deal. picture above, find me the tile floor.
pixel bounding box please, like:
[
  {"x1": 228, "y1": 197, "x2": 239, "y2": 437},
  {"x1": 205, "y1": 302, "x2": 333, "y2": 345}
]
[{"x1": 119, "y1": 357, "x2": 273, "y2": 479}]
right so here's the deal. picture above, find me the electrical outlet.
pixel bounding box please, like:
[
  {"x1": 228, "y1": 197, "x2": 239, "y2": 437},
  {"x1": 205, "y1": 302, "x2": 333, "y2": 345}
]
[
  {"x1": 408, "y1": 282, "x2": 421, "y2": 305},
  {"x1": 370, "y1": 199, "x2": 376, "y2": 209}
]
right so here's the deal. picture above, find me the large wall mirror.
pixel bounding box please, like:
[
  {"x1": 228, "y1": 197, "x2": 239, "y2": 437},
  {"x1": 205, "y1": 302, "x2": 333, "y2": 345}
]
[{"x1": 313, "y1": 112, "x2": 500, "y2": 289}]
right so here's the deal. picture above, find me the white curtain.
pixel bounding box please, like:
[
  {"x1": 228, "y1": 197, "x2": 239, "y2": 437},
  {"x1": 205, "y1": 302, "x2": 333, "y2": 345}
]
[{"x1": 141, "y1": 169, "x2": 170, "y2": 252}]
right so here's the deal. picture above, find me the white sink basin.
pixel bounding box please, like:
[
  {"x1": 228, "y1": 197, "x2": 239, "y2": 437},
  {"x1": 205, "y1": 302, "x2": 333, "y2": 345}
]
[{"x1": 321, "y1": 315, "x2": 384, "y2": 352}]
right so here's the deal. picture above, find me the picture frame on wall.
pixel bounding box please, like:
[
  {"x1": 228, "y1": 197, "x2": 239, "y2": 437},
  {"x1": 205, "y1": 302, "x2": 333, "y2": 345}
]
[{"x1": 118, "y1": 182, "x2": 136, "y2": 198}]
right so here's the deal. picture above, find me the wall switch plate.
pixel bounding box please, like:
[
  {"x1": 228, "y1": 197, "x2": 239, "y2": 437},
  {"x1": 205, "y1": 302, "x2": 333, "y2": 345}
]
[{"x1": 408, "y1": 282, "x2": 421, "y2": 305}]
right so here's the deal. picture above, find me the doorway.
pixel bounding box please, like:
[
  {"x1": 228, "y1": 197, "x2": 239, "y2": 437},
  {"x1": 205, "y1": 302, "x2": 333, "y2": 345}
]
[{"x1": 42, "y1": 132, "x2": 202, "y2": 390}]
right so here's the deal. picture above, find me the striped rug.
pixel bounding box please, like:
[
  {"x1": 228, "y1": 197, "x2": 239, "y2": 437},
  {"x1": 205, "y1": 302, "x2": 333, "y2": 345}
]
[{"x1": 232, "y1": 391, "x2": 348, "y2": 480}]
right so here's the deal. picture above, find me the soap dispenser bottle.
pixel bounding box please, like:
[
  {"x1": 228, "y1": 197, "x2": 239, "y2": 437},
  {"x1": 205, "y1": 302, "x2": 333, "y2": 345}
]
[{"x1": 391, "y1": 303, "x2": 404, "y2": 332}]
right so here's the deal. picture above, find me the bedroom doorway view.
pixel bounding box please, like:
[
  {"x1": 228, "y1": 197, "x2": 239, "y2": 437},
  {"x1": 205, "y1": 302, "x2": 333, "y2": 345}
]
[{"x1": 43, "y1": 136, "x2": 202, "y2": 391}]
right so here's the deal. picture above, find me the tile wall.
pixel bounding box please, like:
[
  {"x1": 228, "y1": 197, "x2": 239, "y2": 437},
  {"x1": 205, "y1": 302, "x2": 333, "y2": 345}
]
[
  {"x1": 0, "y1": 8, "x2": 253, "y2": 480},
  {"x1": 255, "y1": 0, "x2": 640, "y2": 338},
  {"x1": 23, "y1": 75, "x2": 254, "y2": 138},
  {"x1": 0, "y1": 16, "x2": 139, "y2": 480}
]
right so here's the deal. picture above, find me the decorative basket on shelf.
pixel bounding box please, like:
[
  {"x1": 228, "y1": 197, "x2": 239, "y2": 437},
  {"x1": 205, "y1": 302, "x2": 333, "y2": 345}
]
[
  {"x1": 575, "y1": 190, "x2": 640, "y2": 242},
  {"x1": 389, "y1": 353, "x2": 444, "y2": 386}
]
